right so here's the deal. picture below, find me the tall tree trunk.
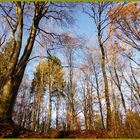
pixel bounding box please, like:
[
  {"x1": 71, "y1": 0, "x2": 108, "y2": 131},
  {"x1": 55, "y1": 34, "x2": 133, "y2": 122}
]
[
  {"x1": 97, "y1": 23, "x2": 111, "y2": 130},
  {"x1": 0, "y1": 2, "x2": 24, "y2": 123},
  {"x1": 0, "y1": 77, "x2": 21, "y2": 122},
  {"x1": 110, "y1": 74, "x2": 118, "y2": 137},
  {"x1": 70, "y1": 97, "x2": 76, "y2": 130},
  {"x1": 31, "y1": 96, "x2": 36, "y2": 131},
  {"x1": 89, "y1": 92, "x2": 94, "y2": 130},
  {"x1": 83, "y1": 83, "x2": 88, "y2": 130},
  {"x1": 69, "y1": 51, "x2": 76, "y2": 130},
  {"x1": 0, "y1": 22, "x2": 38, "y2": 123},
  {"x1": 47, "y1": 89, "x2": 52, "y2": 131},
  {"x1": 86, "y1": 80, "x2": 94, "y2": 130},
  {"x1": 56, "y1": 95, "x2": 60, "y2": 130},
  {"x1": 66, "y1": 102, "x2": 70, "y2": 131},
  {"x1": 93, "y1": 64, "x2": 105, "y2": 129},
  {"x1": 113, "y1": 62, "x2": 127, "y2": 113}
]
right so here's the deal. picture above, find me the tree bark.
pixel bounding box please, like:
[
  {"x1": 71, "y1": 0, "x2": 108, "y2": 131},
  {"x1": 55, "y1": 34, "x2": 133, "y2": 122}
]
[
  {"x1": 0, "y1": 67, "x2": 25, "y2": 122},
  {"x1": 47, "y1": 93, "x2": 52, "y2": 131},
  {"x1": 97, "y1": 22, "x2": 112, "y2": 131},
  {"x1": 93, "y1": 64, "x2": 105, "y2": 129},
  {"x1": 0, "y1": 15, "x2": 38, "y2": 123},
  {"x1": 56, "y1": 95, "x2": 60, "y2": 130},
  {"x1": 113, "y1": 62, "x2": 127, "y2": 113}
]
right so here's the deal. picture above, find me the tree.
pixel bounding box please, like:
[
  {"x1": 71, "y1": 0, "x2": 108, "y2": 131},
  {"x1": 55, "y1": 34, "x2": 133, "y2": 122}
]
[
  {"x1": 13, "y1": 74, "x2": 32, "y2": 128},
  {"x1": 125, "y1": 110, "x2": 140, "y2": 138},
  {"x1": 107, "y1": 43, "x2": 127, "y2": 114},
  {"x1": 108, "y1": 2, "x2": 140, "y2": 51},
  {"x1": 62, "y1": 33, "x2": 82, "y2": 130},
  {"x1": 0, "y1": 2, "x2": 75, "y2": 123},
  {"x1": 79, "y1": 48, "x2": 104, "y2": 130},
  {"x1": 46, "y1": 56, "x2": 65, "y2": 131},
  {"x1": 108, "y1": 2, "x2": 140, "y2": 74},
  {"x1": 30, "y1": 60, "x2": 48, "y2": 131},
  {"x1": 84, "y1": 2, "x2": 114, "y2": 131},
  {"x1": 31, "y1": 56, "x2": 65, "y2": 131},
  {"x1": 80, "y1": 66, "x2": 94, "y2": 130},
  {"x1": 0, "y1": 42, "x2": 13, "y2": 91},
  {"x1": 85, "y1": 49, "x2": 105, "y2": 130}
]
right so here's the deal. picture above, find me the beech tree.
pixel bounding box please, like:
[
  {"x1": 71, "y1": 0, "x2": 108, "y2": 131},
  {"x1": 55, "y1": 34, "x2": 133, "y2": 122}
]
[
  {"x1": 84, "y1": 2, "x2": 113, "y2": 131},
  {"x1": 108, "y1": 2, "x2": 140, "y2": 69},
  {"x1": 0, "y1": 2, "x2": 75, "y2": 123},
  {"x1": 108, "y1": 2, "x2": 140, "y2": 51},
  {"x1": 62, "y1": 33, "x2": 82, "y2": 130}
]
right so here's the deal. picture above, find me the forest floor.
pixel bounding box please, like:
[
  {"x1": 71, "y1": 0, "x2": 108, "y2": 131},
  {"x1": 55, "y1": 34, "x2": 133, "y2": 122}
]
[{"x1": 0, "y1": 123, "x2": 117, "y2": 138}]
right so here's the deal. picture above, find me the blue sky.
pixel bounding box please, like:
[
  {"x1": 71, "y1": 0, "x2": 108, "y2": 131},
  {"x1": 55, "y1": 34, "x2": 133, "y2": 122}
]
[{"x1": 74, "y1": 11, "x2": 96, "y2": 36}]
